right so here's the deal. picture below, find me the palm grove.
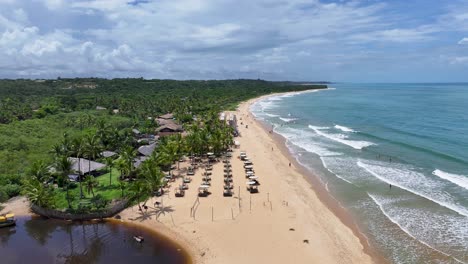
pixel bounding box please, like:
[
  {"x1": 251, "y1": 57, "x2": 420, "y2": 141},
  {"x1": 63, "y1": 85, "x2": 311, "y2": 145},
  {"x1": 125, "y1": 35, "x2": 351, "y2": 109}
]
[{"x1": 0, "y1": 78, "x2": 326, "y2": 213}]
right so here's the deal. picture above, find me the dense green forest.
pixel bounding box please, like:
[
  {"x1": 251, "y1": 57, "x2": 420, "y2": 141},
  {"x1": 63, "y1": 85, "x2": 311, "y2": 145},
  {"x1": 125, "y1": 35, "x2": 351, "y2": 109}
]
[
  {"x1": 0, "y1": 78, "x2": 326, "y2": 207},
  {"x1": 0, "y1": 78, "x2": 326, "y2": 123}
]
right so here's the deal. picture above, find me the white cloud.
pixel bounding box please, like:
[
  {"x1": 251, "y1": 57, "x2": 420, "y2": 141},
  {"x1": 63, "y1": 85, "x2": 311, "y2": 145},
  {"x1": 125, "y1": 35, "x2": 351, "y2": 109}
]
[
  {"x1": 458, "y1": 37, "x2": 468, "y2": 44},
  {"x1": 42, "y1": 0, "x2": 65, "y2": 10},
  {"x1": 450, "y1": 56, "x2": 468, "y2": 64},
  {"x1": 0, "y1": 0, "x2": 467, "y2": 80},
  {"x1": 349, "y1": 26, "x2": 438, "y2": 43}
]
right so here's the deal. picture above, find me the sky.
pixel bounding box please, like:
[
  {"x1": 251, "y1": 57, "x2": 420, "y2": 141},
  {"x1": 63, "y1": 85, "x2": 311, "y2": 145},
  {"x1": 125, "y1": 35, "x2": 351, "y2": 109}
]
[{"x1": 0, "y1": 0, "x2": 468, "y2": 82}]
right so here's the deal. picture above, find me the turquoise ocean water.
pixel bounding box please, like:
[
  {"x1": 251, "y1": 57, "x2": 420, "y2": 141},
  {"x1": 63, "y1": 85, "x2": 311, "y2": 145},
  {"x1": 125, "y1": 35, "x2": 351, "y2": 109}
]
[{"x1": 250, "y1": 83, "x2": 468, "y2": 264}]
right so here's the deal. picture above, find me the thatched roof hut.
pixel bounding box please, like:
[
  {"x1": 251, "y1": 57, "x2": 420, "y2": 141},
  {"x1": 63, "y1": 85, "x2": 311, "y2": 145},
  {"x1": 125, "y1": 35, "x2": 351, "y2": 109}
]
[
  {"x1": 159, "y1": 113, "x2": 174, "y2": 119},
  {"x1": 156, "y1": 123, "x2": 183, "y2": 137},
  {"x1": 134, "y1": 156, "x2": 148, "y2": 168},
  {"x1": 69, "y1": 157, "x2": 106, "y2": 175},
  {"x1": 138, "y1": 143, "x2": 157, "y2": 156}
]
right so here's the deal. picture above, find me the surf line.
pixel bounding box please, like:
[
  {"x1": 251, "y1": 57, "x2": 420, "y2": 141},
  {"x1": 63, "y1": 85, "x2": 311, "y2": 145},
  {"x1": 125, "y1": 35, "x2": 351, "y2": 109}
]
[
  {"x1": 358, "y1": 161, "x2": 468, "y2": 218},
  {"x1": 368, "y1": 194, "x2": 466, "y2": 264}
]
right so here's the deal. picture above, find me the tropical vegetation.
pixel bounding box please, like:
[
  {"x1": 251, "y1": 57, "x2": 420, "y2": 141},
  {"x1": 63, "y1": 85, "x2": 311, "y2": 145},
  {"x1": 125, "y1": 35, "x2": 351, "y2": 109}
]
[{"x1": 0, "y1": 78, "x2": 326, "y2": 214}]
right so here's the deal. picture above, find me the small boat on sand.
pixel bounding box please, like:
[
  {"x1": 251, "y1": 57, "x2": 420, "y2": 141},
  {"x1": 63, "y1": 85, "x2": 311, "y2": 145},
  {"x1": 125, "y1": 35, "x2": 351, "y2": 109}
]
[{"x1": 0, "y1": 213, "x2": 16, "y2": 228}]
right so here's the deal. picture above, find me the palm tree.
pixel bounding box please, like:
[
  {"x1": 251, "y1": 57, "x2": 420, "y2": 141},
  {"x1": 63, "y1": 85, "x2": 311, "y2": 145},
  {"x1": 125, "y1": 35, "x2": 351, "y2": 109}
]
[
  {"x1": 28, "y1": 160, "x2": 51, "y2": 184},
  {"x1": 156, "y1": 143, "x2": 176, "y2": 174},
  {"x1": 72, "y1": 137, "x2": 85, "y2": 198},
  {"x1": 128, "y1": 180, "x2": 149, "y2": 211},
  {"x1": 22, "y1": 177, "x2": 54, "y2": 208},
  {"x1": 54, "y1": 156, "x2": 73, "y2": 208},
  {"x1": 171, "y1": 134, "x2": 185, "y2": 169},
  {"x1": 119, "y1": 145, "x2": 137, "y2": 179},
  {"x1": 104, "y1": 157, "x2": 114, "y2": 186},
  {"x1": 84, "y1": 176, "x2": 98, "y2": 198},
  {"x1": 118, "y1": 181, "x2": 126, "y2": 198},
  {"x1": 140, "y1": 158, "x2": 164, "y2": 206},
  {"x1": 84, "y1": 134, "x2": 102, "y2": 179}
]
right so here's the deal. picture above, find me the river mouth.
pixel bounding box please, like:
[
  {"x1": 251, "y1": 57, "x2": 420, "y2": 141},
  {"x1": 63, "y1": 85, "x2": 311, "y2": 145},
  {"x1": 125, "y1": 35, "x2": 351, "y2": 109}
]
[{"x1": 0, "y1": 216, "x2": 191, "y2": 264}]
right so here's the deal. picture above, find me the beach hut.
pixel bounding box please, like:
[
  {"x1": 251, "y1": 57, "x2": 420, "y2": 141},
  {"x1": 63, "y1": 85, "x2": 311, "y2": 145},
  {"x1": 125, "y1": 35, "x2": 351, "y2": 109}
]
[
  {"x1": 69, "y1": 157, "x2": 106, "y2": 176},
  {"x1": 198, "y1": 185, "x2": 210, "y2": 197},
  {"x1": 159, "y1": 113, "x2": 174, "y2": 120},
  {"x1": 246, "y1": 182, "x2": 259, "y2": 193},
  {"x1": 175, "y1": 187, "x2": 185, "y2": 197},
  {"x1": 137, "y1": 143, "x2": 157, "y2": 157},
  {"x1": 223, "y1": 188, "x2": 233, "y2": 197},
  {"x1": 183, "y1": 177, "x2": 192, "y2": 183}
]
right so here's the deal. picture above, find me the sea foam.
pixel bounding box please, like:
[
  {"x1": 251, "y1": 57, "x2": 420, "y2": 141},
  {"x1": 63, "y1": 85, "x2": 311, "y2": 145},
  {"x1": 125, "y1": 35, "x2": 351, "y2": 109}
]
[
  {"x1": 334, "y1": 125, "x2": 356, "y2": 132},
  {"x1": 433, "y1": 169, "x2": 468, "y2": 191},
  {"x1": 264, "y1": 113, "x2": 279, "y2": 118},
  {"x1": 368, "y1": 194, "x2": 467, "y2": 264},
  {"x1": 358, "y1": 161, "x2": 468, "y2": 217},
  {"x1": 279, "y1": 117, "x2": 298, "y2": 122},
  {"x1": 279, "y1": 127, "x2": 342, "y2": 157},
  {"x1": 309, "y1": 125, "x2": 374, "y2": 150}
]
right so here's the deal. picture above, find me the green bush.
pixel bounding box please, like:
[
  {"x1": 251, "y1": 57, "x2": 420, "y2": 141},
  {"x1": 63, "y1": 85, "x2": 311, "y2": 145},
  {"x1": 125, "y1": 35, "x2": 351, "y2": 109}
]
[
  {"x1": 0, "y1": 189, "x2": 8, "y2": 203},
  {"x1": 91, "y1": 194, "x2": 109, "y2": 209},
  {"x1": 3, "y1": 184, "x2": 21, "y2": 197}
]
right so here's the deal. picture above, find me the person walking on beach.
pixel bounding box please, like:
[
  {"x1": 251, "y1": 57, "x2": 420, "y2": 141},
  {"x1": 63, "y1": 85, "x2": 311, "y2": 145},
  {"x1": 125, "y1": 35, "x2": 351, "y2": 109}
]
[
  {"x1": 289, "y1": 162, "x2": 291, "y2": 167},
  {"x1": 389, "y1": 184, "x2": 392, "y2": 190}
]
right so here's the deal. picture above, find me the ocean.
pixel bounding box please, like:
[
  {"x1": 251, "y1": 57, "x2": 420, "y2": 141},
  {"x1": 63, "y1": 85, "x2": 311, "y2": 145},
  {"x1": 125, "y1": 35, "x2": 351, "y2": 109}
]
[{"x1": 250, "y1": 83, "x2": 468, "y2": 264}]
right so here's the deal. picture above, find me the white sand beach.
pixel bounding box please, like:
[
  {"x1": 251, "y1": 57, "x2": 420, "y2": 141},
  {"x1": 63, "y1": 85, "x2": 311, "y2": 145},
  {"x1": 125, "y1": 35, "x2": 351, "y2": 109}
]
[
  {"x1": 118, "y1": 95, "x2": 376, "y2": 264},
  {"x1": 1, "y1": 94, "x2": 378, "y2": 264}
]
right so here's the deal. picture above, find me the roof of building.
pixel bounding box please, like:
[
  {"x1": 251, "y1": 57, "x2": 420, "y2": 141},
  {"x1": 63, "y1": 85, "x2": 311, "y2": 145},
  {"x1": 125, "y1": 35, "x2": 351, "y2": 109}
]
[
  {"x1": 159, "y1": 113, "x2": 174, "y2": 119},
  {"x1": 101, "y1": 151, "x2": 117, "y2": 158},
  {"x1": 156, "y1": 118, "x2": 174, "y2": 126},
  {"x1": 156, "y1": 123, "x2": 183, "y2": 133},
  {"x1": 137, "y1": 143, "x2": 157, "y2": 156},
  {"x1": 69, "y1": 157, "x2": 106, "y2": 175},
  {"x1": 134, "y1": 156, "x2": 148, "y2": 168}
]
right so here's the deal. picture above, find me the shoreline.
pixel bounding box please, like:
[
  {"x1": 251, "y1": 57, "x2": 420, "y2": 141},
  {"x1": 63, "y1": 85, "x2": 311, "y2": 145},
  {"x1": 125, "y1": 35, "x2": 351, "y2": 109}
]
[
  {"x1": 247, "y1": 90, "x2": 387, "y2": 264},
  {"x1": 2, "y1": 88, "x2": 379, "y2": 264}
]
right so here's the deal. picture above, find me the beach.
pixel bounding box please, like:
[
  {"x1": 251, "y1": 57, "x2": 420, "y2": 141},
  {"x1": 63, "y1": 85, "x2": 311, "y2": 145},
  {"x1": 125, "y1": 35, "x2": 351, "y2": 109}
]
[
  {"x1": 1, "y1": 92, "x2": 377, "y2": 264},
  {"x1": 119, "y1": 93, "x2": 376, "y2": 264}
]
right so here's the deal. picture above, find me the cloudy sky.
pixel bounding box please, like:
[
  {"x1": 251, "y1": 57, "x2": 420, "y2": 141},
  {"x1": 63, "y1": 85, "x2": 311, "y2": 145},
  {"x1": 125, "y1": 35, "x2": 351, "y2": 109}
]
[{"x1": 1, "y1": 0, "x2": 468, "y2": 82}]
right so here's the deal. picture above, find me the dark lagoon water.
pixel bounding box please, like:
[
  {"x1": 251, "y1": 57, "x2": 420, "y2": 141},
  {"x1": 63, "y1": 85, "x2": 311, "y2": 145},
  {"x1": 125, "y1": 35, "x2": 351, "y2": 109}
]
[
  {"x1": 251, "y1": 83, "x2": 468, "y2": 264},
  {"x1": 0, "y1": 216, "x2": 190, "y2": 264}
]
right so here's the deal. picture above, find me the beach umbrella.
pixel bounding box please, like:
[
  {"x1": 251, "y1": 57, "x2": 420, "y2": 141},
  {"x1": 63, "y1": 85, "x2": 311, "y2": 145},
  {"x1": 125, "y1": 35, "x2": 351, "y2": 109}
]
[{"x1": 246, "y1": 181, "x2": 256, "y2": 185}]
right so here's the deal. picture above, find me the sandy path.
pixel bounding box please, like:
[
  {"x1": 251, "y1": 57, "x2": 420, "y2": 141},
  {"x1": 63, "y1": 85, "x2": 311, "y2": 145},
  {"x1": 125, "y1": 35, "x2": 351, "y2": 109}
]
[{"x1": 1, "y1": 196, "x2": 30, "y2": 216}]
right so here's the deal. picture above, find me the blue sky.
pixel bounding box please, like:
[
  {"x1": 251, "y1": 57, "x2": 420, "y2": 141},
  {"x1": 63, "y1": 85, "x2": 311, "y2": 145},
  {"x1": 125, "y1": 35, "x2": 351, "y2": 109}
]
[{"x1": 0, "y1": 0, "x2": 467, "y2": 82}]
